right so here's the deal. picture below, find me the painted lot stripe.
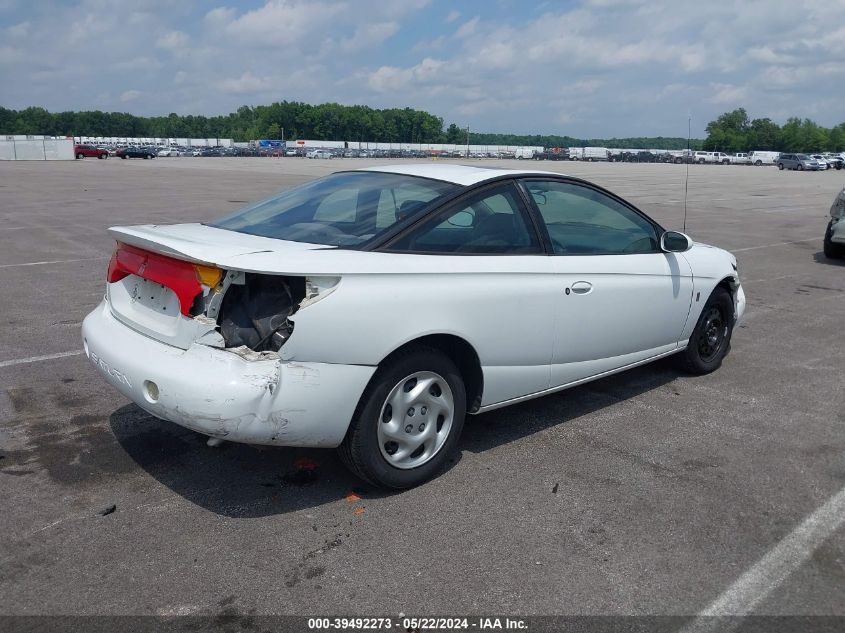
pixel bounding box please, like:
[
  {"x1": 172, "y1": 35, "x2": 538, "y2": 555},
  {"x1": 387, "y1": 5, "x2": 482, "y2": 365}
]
[
  {"x1": 732, "y1": 237, "x2": 817, "y2": 252},
  {"x1": 0, "y1": 350, "x2": 85, "y2": 368},
  {"x1": 0, "y1": 256, "x2": 107, "y2": 269},
  {"x1": 682, "y1": 485, "x2": 845, "y2": 632}
]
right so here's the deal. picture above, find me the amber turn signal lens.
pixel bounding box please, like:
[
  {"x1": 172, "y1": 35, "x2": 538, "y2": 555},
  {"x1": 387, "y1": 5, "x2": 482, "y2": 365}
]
[{"x1": 194, "y1": 264, "x2": 223, "y2": 288}]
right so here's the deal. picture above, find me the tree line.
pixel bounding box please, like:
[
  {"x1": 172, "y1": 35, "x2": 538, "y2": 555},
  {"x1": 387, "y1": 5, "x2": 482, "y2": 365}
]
[
  {"x1": 703, "y1": 108, "x2": 845, "y2": 153},
  {"x1": 2, "y1": 102, "x2": 700, "y2": 148}
]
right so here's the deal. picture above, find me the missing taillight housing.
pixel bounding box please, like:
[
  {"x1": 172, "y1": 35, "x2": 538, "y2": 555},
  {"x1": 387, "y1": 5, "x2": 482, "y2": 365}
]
[
  {"x1": 219, "y1": 274, "x2": 306, "y2": 352},
  {"x1": 106, "y1": 242, "x2": 223, "y2": 316}
]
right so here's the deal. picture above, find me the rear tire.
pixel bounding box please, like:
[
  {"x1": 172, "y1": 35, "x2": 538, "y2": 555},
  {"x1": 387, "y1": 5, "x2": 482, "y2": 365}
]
[
  {"x1": 824, "y1": 221, "x2": 845, "y2": 259},
  {"x1": 778, "y1": 163, "x2": 784, "y2": 170},
  {"x1": 338, "y1": 346, "x2": 466, "y2": 489},
  {"x1": 679, "y1": 288, "x2": 734, "y2": 375},
  {"x1": 76, "y1": 153, "x2": 84, "y2": 159}
]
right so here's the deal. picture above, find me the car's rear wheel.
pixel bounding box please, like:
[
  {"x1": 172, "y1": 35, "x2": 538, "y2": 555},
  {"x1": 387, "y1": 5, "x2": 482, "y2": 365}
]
[
  {"x1": 798, "y1": 164, "x2": 804, "y2": 171},
  {"x1": 778, "y1": 163, "x2": 784, "y2": 170},
  {"x1": 824, "y1": 221, "x2": 844, "y2": 259},
  {"x1": 76, "y1": 153, "x2": 84, "y2": 159},
  {"x1": 338, "y1": 346, "x2": 466, "y2": 489},
  {"x1": 679, "y1": 287, "x2": 734, "y2": 374}
]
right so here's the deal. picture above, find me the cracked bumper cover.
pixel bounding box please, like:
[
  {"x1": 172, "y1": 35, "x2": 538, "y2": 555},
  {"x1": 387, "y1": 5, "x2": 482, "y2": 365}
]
[{"x1": 82, "y1": 300, "x2": 376, "y2": 447}]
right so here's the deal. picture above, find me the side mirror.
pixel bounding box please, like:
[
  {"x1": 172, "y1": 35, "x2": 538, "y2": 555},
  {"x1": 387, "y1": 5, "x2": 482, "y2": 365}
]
[{"x1": 661, "y1": 231, "x2": 693, "y2": 253}]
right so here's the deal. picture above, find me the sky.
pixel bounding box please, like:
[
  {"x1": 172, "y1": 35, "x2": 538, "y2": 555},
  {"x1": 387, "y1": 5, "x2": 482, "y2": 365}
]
[{"x1": 1, "y1": 0, "x2": 844, "y2": 138}]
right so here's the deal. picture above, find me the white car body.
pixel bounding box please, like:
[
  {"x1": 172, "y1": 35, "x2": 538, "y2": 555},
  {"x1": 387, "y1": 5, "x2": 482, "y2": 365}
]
[
  {"x1": 810, "y1": 155, "x2": 830, "y2": 170},
  {"x1": 82, "y1": 164, "x2": 745, "y2": 478},
  {"x1": 694, "y1": 151, "x2": 731, "y2": 164},
  {"x1": 828, "y1": 187, "x2": 845, "y2": 249},
  {"x1": 748, "y1": 151, "x2": 780, "y2": 166},
  {"x1": 729, "y1": 153, "x2": 751, "y2": 165},
  {"x1": 307, "y1": 149, "x2": 332, "y2": 159}
]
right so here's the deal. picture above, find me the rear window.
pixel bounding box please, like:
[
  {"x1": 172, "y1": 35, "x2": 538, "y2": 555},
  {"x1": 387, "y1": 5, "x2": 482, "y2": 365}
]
[{"x1": 209, "y1": 171, "x2": 459, "y2": 247}]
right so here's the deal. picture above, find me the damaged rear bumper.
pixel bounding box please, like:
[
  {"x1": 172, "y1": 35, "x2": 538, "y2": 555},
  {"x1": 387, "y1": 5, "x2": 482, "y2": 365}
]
[{"x1": 82, "y1": 300, "x2": 375, "y2": 447}]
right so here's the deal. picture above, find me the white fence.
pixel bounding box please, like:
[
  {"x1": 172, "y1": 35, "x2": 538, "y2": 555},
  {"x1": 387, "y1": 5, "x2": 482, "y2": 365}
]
[{"x1": 0, "y1": 139, "x2": 75, "y2": 160}]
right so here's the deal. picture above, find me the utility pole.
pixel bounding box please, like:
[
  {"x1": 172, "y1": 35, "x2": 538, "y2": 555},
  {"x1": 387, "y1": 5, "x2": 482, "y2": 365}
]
[{"x1": 465, "y1": 125, "x2": 470, "y2": 158}]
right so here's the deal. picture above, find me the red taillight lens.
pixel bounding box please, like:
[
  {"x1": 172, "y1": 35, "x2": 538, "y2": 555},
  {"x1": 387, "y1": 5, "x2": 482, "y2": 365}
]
[{"x1": 106, "y1": 242, "x2": 219, "y2": 316}]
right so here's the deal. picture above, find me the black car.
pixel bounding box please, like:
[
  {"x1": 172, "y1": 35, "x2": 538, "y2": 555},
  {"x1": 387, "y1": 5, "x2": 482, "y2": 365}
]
[{"x1": 116, "y1": 147, "x2": 156, "y2": 159}]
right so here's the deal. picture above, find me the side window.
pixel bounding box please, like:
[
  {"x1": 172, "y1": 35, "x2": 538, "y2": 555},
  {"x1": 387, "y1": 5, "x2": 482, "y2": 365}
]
[
  {"x1": 524, "y1": 180, "x2": 659, "y2": 255},
  {"x1": 375, "y1": 182, "x2": 442, "y2": 229},
  {"x1": 314, "y1": 188, "x2": 358, "y2": 223},
  {"x1": 386, "y1": 183, "x2": 541, "y2": 254}
]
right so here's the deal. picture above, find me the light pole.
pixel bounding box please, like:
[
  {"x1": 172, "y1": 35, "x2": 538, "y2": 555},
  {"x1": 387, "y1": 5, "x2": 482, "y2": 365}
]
[{"x1": 465, "y1": 125, "x2": 470, "y2": 158}]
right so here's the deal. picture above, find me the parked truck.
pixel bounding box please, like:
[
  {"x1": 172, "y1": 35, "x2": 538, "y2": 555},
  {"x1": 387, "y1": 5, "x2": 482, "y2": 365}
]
[
  {"x1": 570, "y1": 147, "x2": 609, "y2": 161},
  {"x1": 748, "y1": 150, "x2": 780, "y2": 166}
]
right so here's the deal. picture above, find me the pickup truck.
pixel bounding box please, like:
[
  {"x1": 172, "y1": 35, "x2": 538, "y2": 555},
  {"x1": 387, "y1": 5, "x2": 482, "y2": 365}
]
[
  {"x1": 693, "y1": 151, "x2": 731, "y2": 164},
  {"x1": 729, "y1": 153, "x2": 751, "y2": 165}
]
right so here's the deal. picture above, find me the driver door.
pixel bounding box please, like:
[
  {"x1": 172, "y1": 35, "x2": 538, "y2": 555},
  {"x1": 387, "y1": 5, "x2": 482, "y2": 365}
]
[{"x1": 520, "y1": 179, "x2": 694, "y2": 387}]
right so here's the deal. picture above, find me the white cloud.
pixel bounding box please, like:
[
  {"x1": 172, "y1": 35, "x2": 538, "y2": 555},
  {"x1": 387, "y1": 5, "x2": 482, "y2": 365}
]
[
  {"x1": 4, "y1": 21, "x2": 29, "y2": 38},
  {"x1": 708, "y1": 83, "x2": 749, "y2": 105},
  {"x1": 120, "y1": 90, "x2": 142, "y2": 102},
  {"x1": 0, "y1": 0, "x2": 844, "y2": 138},
  {"x1": 217, "y1": 72, "x2": 271, "y2": 94},
  {"x1": 340, "y1": 21, "x2": 399, "y2": 52},
  {"x1": 454, "y1": 16, "x2": 479, "y2": 38},
  {"x1": 156, "y1": 30, "x2": 189, "y2": 51}
]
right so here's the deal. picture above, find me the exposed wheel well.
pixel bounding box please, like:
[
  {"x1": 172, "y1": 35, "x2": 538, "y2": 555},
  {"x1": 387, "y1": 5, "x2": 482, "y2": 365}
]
[
  {"x1": 381, "y1": 334, "x2": 483, "y2": 413},
  {"x1": 716, "y1": 276, "x2": 738, "y2": 317}
]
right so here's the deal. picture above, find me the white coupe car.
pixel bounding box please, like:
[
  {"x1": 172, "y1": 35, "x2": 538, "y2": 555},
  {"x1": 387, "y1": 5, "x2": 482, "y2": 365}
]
[{"x1": 82, "y1": 164, "x2": 745, "y2": 488}]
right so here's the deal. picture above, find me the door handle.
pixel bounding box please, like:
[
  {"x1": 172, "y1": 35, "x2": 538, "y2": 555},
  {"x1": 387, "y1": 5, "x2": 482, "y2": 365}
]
[{"x1": 570, "y1": 281, "x2": 593, "y2": 295}]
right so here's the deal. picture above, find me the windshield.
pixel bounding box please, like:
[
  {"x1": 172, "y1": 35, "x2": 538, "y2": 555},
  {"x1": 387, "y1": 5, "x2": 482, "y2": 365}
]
[{"x1": 209, "y1": 171, "x2": 460, "y2": 247}]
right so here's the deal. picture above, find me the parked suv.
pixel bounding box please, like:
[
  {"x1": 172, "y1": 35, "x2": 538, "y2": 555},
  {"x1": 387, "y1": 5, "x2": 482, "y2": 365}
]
[
  {"x1": 74, "y1": 144, "x2": 109, "y2": 159},
  {"x1": 777, "y1": 154, "x2": 822, "y2": 171}
]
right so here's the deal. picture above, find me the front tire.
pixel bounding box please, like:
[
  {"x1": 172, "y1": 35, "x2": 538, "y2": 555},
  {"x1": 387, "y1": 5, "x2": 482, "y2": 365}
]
[
  {"x1": 338, "y1": 346, "x2": 466, "y2": 489},
  {"x1": 824, "y1": 221, "x2": 845, "y2": 259},
  {"x1": 76, "y1": 153, "x2": 84, "y2": 159},
  {"x1": 680, "y1": 288, "x2": 734, "y2": 375}
]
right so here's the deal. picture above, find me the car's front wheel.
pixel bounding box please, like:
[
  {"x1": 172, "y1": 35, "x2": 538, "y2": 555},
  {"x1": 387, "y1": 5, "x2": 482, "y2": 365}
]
[
  {"x1": 680, "y1": 287, "x2": 734, "y2": 374},
  {"x1": 824, "y1": 221, "x2": 844, "y2": 259},
  {"x1": 338, "y1": 346, "x2": 466, "y2": 489}
]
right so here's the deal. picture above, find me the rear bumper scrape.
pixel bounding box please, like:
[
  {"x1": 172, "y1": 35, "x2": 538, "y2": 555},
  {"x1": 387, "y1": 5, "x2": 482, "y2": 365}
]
[{"x1": 82, "y1": 300, "x2": 376, "y2": 447}]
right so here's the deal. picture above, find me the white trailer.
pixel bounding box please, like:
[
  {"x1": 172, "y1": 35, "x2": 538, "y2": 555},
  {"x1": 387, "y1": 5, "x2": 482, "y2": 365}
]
[
  {"x1": 514, "y1": 148, "x2": 537, "y2": 159},
  {"x1": 582, "y1": 147, "x2": 609, "y2": 161}
]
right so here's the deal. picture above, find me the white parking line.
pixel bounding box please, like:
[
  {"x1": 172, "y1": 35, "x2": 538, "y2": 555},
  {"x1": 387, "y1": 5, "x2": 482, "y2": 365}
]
[
  {"x1": 731, "y1": 238, "x2": 817, "y2": 252},
  {"x1": 0, "y1": 256, "x2": 108, "y2": 269},
  {"x1": 0, "y1": 350, "x2": 85, "y2": 368},
  {"x1": 681, "y1": 485, "x2": 845, "y2": 632}
]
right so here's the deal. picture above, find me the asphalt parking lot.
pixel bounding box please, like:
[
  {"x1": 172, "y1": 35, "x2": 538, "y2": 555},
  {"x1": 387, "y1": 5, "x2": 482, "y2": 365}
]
[{"x1": 1, "y1": 157, "x2": 844, "y2": 620}]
